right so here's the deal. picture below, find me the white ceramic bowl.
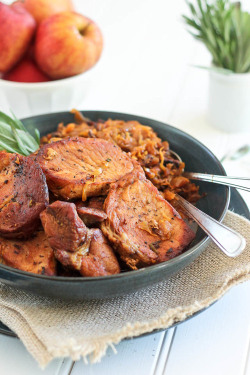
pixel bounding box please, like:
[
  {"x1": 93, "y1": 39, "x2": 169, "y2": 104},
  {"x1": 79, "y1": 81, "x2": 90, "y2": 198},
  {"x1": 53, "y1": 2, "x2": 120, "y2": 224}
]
[{"x1": 0, "y1": 70, "x2": 92, "y2": 118}]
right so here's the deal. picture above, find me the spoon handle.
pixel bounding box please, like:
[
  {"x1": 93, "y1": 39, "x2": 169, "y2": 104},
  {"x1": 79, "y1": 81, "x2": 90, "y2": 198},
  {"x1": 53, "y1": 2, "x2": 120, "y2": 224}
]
[
  {"x1": 183, "y1": 172, "x2": 250, "y2": 192},
  {"x1": 176, "y1": 195, "x2": 246, "y2": 257}
]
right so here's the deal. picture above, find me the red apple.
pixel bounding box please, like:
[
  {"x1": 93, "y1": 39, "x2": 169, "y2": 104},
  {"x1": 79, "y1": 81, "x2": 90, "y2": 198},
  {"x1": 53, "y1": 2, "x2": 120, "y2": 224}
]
[
  {"x1": 35, "y1": 12, "x2": 103, "y2": 79},
  {"x1": 18, "y1": 0, "x2": 74, "y2": 24},
  {"x1": 0, "y1": 2, "x2": 36, "y2": 73},
  {"x1": 3, "y1": 57, "x2": 50, "y2": 83}
]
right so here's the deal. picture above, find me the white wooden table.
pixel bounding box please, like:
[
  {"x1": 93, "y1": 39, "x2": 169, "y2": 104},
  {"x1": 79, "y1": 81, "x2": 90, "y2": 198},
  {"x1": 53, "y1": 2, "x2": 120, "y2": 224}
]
[{"x1": 0, "y1": 1, "x2": 249, "y2": 374}]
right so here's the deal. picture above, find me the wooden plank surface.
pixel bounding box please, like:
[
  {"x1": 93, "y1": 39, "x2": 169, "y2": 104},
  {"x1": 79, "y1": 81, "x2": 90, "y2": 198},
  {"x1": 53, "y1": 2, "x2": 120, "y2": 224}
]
[
  {"x1": 0, "y1": 336, "x2": 64, "y2": 375},
  {"x1": 71, "y1": 330, "x2": 176, "y2": 375},
  {"x1": 164, "y1": 282, "x2": 250, "y2": 375}
]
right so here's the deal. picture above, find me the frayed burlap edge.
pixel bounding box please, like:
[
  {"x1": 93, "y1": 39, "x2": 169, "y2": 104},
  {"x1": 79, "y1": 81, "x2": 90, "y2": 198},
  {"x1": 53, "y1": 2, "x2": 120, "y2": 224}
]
[{"x1": 47, "y1": 268, "x2": 250, "y2": 365}]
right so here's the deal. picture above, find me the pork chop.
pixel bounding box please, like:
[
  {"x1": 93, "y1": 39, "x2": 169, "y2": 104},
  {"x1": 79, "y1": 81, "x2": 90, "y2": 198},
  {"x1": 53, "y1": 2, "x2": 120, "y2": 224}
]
[
  {"x1": 40, "y1": 201, "x2": 87, "y2": 253},
  {"x1": 36, "y1": 137, "x2": 134, "y2": 200},
  {"x1": 87, "y1": 196, "x2": 106, "y2": 210},
  {"x1": 0, "y1": 151, "x2": 49, "y2": 239},
  {"x1": 40, "y1": 201, "x2": 120, "y2": 276},
  {"x1": 0, "y1": 231, "x2": 56, "y2": 275},
  {"x1": 55, "y1": 228, "x2": 120, "y2": 277},
  {"x1": 75, "y1": 200, "x2": 107, "y2": 226},
  {"x1": 102, "y1": 170, "x2": 195, "y2": 270}
]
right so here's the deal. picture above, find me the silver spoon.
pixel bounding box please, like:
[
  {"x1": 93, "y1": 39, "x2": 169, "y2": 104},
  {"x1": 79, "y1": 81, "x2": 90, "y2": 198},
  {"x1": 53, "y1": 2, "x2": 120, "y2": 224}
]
[
  {"x1": 170, "y1": 151, "x2": 250, "y2": 192},
  {"x1": 176, "y1": 194, "x2": 246, "y2": 257}
]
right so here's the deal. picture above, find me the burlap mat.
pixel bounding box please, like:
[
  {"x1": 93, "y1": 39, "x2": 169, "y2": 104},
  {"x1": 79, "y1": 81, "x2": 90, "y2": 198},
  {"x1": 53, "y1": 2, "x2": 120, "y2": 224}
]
[{"x1": 0, "y1": 211, "x2": 249, "y2": 368}]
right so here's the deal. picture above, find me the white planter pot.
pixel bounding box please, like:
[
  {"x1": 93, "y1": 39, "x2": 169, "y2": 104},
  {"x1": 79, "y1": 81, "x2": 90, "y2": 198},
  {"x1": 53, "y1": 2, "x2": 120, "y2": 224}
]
[{"x1": 208, "y1": 70, "x2": 250, "y2": 133}]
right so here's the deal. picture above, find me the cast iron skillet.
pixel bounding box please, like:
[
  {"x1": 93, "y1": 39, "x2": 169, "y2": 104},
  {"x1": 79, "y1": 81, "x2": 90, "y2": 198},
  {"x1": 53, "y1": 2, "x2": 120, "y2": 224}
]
[{"x1": 0, "y1": 111, "x2": 230, "y2": 300}]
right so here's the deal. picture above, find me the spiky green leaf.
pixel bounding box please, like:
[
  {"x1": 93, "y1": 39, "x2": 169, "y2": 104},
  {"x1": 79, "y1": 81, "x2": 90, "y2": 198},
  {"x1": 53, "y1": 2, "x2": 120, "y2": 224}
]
[
  {"x1": 183, "y1": 0, "x2": 250, "y2": 73},
  {"x1": 0, "y1": 111, "x2": 40, "y2": 156}
]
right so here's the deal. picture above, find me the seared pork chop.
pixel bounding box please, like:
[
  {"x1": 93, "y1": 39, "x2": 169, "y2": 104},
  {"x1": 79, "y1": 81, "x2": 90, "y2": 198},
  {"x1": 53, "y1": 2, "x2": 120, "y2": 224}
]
[
  {"x1": 102, "y1": 170, "x2": 195, "y2": 270},
  {"x1": 40, "y1": 201, "x2": 87, "y2": 253},
  {"x1": 40, "y1": 200, "x2": 120, "y2": 276},
  {"x1": 36, "y1": 137, "x2": 134, "y2": 200},
  {"x1": 87, "y1": 196, "x2": 106, "y2": 210},
  {"x1": 55, "y1": 228, "x2": 120, "y2": 277},
  {"x1": 0, "y1": 231, "x2": 56, "y2": 275},
  {"x1": 0, "y1": 151, "x2": 49, "y2": 239},
  {"x1": 76, "y1": 201, "x2": 107, "y2": 226}
]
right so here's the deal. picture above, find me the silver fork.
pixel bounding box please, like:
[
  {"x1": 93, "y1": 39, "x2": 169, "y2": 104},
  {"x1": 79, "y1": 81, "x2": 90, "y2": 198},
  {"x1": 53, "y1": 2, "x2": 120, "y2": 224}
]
[
  {"x1": 169, "y1": 149, "x2": 247, "y2": 257},
  {"x1": 176, "y1": 194, "x2": 246, "y2": 257}
]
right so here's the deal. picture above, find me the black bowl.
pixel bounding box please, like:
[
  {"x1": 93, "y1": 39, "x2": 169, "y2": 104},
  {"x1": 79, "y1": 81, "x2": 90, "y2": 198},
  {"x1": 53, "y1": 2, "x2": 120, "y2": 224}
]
[{"x1": 0, "y1": 111, "x2": 230, "y2": 300}]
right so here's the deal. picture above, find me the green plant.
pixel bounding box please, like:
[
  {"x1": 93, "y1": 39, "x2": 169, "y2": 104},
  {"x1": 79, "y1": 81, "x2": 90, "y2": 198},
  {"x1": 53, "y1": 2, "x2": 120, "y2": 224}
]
[
  {"x1": 183, "y1": 0, "x2": 250, "y2": 73},
  {"x1": 0, "y1": 111, "x2": 40, "y2": 155}
]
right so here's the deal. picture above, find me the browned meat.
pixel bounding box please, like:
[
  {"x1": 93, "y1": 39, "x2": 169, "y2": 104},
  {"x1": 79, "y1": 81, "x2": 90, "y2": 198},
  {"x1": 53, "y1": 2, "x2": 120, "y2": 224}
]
[
  {"x1": 102, "y1": 170, "x2": 195, "y2": 270},
  {"x1": 55, "y1": 229, "x2": 120, "y2": 277},
  {"x1": 81, "y1": 229, "x2": 120, "y2": 276},
  {"x1": 36, "y1": 137, "x2": 134, "y2": 200},
  {"x1": 40, "y1": 115, "x2": 201, "y2": 205},
  {"x1": 75, "y1": 201, "x2": 107, "y2": 226},
  {"x1": 0, "y1": 151, "x2": 49, "y2": 239},
  {"x1": 40, "y1": 201, "x2": 87, "y2": 253},
  {"x1": 40, "y1": 200, "x2": 120, "y2": 276},
  {"x1": 0, "y1": 231, "x2": 56, "y2": 275},
  {"x1": 76, "y1": 206, "x2": 107, "y2": 226},
  {"x1": 87, "y1": 196, "x2": 106, "y2": 210}
]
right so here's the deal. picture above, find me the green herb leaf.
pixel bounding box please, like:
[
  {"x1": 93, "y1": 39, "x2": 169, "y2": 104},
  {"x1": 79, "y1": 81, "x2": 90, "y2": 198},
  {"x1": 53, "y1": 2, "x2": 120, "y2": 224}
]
[
  {"x1": 183, "y1": 0, "x2": 250, "y2": 73},
  {"x1": 10, "y1": 110, "x2": 26, "y2": 131},
  {"x1": 34, "y1": 129, "x2": 40, "y2": 144},
  {"x1": 12, "y1": 127, "x2": 30, "y2": 156},
  {"x1": 0, "y1": 111, "x2": 40, "y2": 156}
]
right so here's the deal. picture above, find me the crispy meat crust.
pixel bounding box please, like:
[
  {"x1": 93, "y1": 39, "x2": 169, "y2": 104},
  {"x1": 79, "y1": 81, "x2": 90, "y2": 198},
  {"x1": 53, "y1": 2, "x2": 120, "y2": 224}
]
[
  {"x1": 55, "y1": 228, "x2": 120, "y2": 277},
  {"x1": 87, "y1": 196, "x2": 106, "y2": 210},
  {"x1": 0, "y1": 231, "x2": 56, "y2": 275},
  {"x1": 40, "y1": 200, "x2": 120, "y2": 276},
  {"x1": 41, "y1": 115, "x2": 201, "y2": 204},
  {"x1": 0, "y1": 151, "x2": 49, "y2": 239},
  {"x1": 36, "y1": 137, "x2": 134, "y2": 200},
  {"x1": 40, "y1": 201, "x2": 87, "y2": 253},
  {"x1": 75, "y1": 201, "x2": 107, "y2": 226},
  {"x1": 0, "y1": 115, "x2": 200, "y2": 277},
  {"x1": 102, "y1": 169, "x2": 195, "y2": 270}
]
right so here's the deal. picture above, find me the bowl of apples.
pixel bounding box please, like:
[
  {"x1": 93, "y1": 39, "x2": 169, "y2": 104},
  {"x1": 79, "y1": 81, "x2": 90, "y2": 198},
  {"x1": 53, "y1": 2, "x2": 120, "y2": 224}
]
[{"x1": 0, "y1": 0, "x2": 103, "y2": 117}]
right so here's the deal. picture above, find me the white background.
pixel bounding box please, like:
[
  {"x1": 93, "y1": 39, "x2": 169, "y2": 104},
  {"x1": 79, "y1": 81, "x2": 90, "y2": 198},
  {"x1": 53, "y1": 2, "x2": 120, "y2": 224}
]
[{"x1": 0, "y1": 1, "x2": 249, "y2": 374}]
